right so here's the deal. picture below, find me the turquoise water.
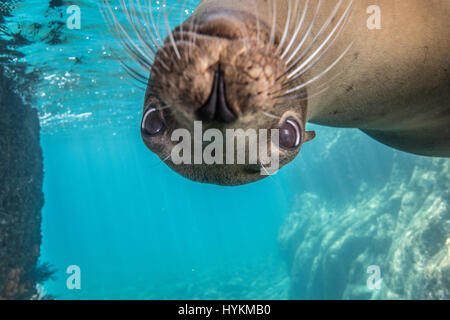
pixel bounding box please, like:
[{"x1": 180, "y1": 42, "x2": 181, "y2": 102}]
[
  {"x1": 3, "y1": 0, "x2": 440, "y2": 300},
  {"x1": 39, "y1": 127, "x2": 292, "y2": 299}
]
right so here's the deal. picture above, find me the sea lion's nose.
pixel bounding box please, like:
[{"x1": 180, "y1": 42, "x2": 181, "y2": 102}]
[{"x1": 197, "y1": 70, "x2": 237, "y2": 123}]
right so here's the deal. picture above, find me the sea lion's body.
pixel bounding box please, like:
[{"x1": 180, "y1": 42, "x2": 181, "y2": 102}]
[
  {"x1": 192, "y1": 0, "x2": 450, "y2": 157},
  {"x1": 306, "y1": 0, "x2": 450, "y2": 157}
]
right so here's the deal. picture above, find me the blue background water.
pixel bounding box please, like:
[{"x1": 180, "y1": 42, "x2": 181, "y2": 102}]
[
  {"x1": 40, "y1": 126, "x2": 294, "y2": 299},
  {"x1": 4, "y1": 0, "x2": 411, "y2": 299}
]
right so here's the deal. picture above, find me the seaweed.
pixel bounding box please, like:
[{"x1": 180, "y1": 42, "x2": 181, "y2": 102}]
[{"x1": 28, "y1": 262, "x2": 57, "y2": 284}]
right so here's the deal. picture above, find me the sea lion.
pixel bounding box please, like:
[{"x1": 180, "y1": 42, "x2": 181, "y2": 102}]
[{"x1": 102, "y1": 0, "x2": 450, "y2": 185}]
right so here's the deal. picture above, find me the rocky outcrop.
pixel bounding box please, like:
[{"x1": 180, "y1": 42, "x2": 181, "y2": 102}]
[
  {"x1": 0, "y1": 64, "x2": 45, "y2": 300},
  {"x1": 279, "y1": 153, "x2": 449, "y2": 299},
  {"x1": 0, "y1": 1, "x2": 46, "y2": 299}
]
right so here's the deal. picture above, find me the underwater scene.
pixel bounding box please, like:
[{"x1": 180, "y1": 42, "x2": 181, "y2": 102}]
[{"x1": 0, "y1": 0, "x2": 449, "y2": 300}]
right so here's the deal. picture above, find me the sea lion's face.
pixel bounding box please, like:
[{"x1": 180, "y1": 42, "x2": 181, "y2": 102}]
[{"x1": 141, "y1": 12, "x2": 314, "y2": 186}]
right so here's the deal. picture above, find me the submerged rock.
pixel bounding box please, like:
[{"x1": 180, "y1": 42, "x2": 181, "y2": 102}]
[
  {"x1": 0, "y1": 64, "x2": 45, "y2": 300},
  {"x1": 279, "y1": 154, "x2": 449, "y2": 299},
  {"x1": 1, "y1": 1, "x2": 46, "y2": 298}
]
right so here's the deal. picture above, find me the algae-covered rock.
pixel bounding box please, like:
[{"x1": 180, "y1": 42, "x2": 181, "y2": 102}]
[
  {"x1": 0, "y1": 64, "x2": 44, "y2": 300},
  {"x1": 279, "y1": 155, "x2": 449, "y2": 299},
  {"x1": 0, "y1": 1, "x2": 45, "y2": 299}
]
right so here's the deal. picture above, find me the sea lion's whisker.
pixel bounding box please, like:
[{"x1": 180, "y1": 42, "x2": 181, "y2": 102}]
[
  {"x1": 104, "y1": 0, "x2": 154, "y2": 64},
  {"x1": 181, "y1": 8, "x2": 199, "y2": 51},
  {"x1": 133, "y1": 0, "x2": 168, "y2": 57},
  {"x1": 266, "y1": 0, "x2": 277, "y2": 54},
  {"x1": 121, "y1": 40, "x2": 154, "y2": 71},
  {"x1": 150, "y1": 0, "x2": 197, "y2": 71},
  {"x1": 155, "y1": 0, "x2": 164, "y2": 45},
  {"x1": 277, "y1": 85, "x2": 330, "y2": 103},
  {"x1": 137, "y1": 1, "x2": 175, "y2": 70},
  {"x1": 149, "y1": 64, "x2": 165, "y2": 79},
  {"x1": 182, "y1": 9, "x2": 201, "y2": 56},
  {"x1": 154, "y1": 1, "x2": 179, "y2": 68},
  {"x1": 178, "y1": 0, "x2": 189, "y2": 50},
  {"x1": 147, "y1": 0, "x2": 164, "y2": 47},
  {"x1": 191, "y1": 21, "x2": 201, "y2": 57},
  {"x1": 126, "y1": 76, "x2": 147, "y2": 92},
  {"x1": 284, "y1": 0, "x2": 322, "y2": 66},
  {"x1": 101, "y1": 0, "x2": 156, "y2": 71},
  {"x1": 275, "y1": 0, "x2": 293, "y2": 56},
  {"x1": 163, "y1": 0, "x2": 181, "y2": 60},
  {"x1": 287, "y1": 0, "x2": 353, "y2": 80},
  {"x1": 243, "y1": 31, "x2": 251, "y2": 54},
  {"x1": 240, "y1": 26, "x2": 252, "y2": 55},
  {"x1": 101, "y1": 20, "x2": 153, "y2": 74},
  {"x1": 106, "y1": 38, "x2": 150, "y2": 88},
  {"x1": 178, "y1": 0, "x2": 185, "y2": 40},
  {"x1": 260, "y1": 163, "x2": 270, "y2": 175},
  {"x1": 270, "y1": 55, "x2": 345, "y2": 99},
  {"x1": 162, "y1": 154, "x2": 172, "y2": 162},
  {"x1": 282, "y1": 5, "x2": 351, "y2": 88},
  {"x1": 123, "y1": 0, "x2": 160, "y2": 60},
  {"x1": 284, "y1": 42, "x2": 353, "y2": 95},
  {"x1": 286, "y1": 0, "x2": 344, "y2": 72},
  {"x1": 117, "y1": 51, "x2": 153, "y2": 92},
  {"x1": 291, "y1": 0, "x2": 301, "y2": 32},
  {"x1": 187, "y1": 17, "x2": 201, "y2": 58},
  {"x1": 245, "y1": 55, "x2": 286, "y2": 100},
  {"x1": 167, "y1": 104, "x2": 180, "y2": 119},
  {"x1": 263, "y1": 111, "x2": 281, "y2": 120},
  {"x1": 274, "y1": 72, "x2": 335, "y2": 99},
  {"x1": 120, "y1": 59, "x2": 149, "y2": 86},
  {"x1": 160, "y1": 76, "x2": 178, "y2": 90},
  {"x1": 135, "y1": 0, "x2": 162, "y2": 50},
  {"x1": 281, "y1": 0, "x2": 309, "y2": 60},
  {"x1": 98, "y1": 15, "x2": 155, "y2": 88},
  {"x1": 258, "y1": 56, "x2": 291, "y2": 96},
  {"x1": 260, "y1": 163, "x2": 281, "y2": 187},
  {"x1": 272, "y1": 68, "x2": 343, "y2": 98},
  {"x1": 146, "y1": 154, "x2": 172, "y2": 169},
  {"x1": 253, "y1": 0, "x2": 261, "y2": 47},
  {"x1": 100, "y1": 0, "x2": 135, "y2": 51},
  {"x1": 282, "y1": 1, "x2": 309, "y2": 60},
  {"x1": 145, "y1": 82, "x2": 165, "y2": 96}
]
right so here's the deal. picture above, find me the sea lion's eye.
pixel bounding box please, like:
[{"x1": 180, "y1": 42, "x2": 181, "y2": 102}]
[
  {"x1": 278, "y1": 117, "x2": 302, "y2": 150},
  {"x1": 141, "y1": 108, "x2": 166, "y2": 137}
]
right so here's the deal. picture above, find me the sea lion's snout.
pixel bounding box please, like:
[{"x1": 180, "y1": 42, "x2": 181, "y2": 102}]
[{"x1": 196, "y1": 69, "x2": 237, "y2": 123}]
